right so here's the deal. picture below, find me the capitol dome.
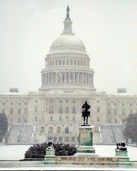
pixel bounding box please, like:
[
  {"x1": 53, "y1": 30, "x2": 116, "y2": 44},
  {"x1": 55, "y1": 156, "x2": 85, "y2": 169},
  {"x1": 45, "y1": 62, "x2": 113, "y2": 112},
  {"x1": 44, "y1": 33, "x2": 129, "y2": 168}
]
[
  {"x1": 40, "y1": 6, "x2": 95, "y2": 92},
  {"x1": 49, "y1": 35, "x2": 87, "y2": 54}
]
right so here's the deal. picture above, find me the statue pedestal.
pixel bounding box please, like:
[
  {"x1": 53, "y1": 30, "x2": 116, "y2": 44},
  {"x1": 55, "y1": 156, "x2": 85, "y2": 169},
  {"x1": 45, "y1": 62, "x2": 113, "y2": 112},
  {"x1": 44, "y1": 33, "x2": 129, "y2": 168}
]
[
  {"x1": 115, "y1": 150, "x2": 131, "y2": 165},
  {"x1": 75, "y1": 126, "x2": 98, "y2": 157},
  {"x1": 44, "y1": 148, "x2": 55, "y2": 163}
]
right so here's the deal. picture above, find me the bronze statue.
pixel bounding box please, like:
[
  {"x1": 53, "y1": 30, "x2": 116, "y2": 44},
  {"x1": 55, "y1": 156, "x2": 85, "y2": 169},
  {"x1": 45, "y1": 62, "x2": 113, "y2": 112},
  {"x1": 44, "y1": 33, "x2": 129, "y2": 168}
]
[
  {"x1": 82, "y1": 101, "x2": 90, "y2": 126},
  {"x1": 116, "y1": 142, "x2": 127, "y2": 151},
  {"x1": 66, "y1": 5, "x2": 70, "y2": 19}
]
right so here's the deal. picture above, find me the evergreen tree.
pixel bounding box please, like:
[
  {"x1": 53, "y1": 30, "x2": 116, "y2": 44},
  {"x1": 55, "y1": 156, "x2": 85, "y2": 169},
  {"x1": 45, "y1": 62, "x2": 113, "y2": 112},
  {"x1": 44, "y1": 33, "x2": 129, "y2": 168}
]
[
  {"x1": 123, "y1": 113, "x2": 137, "y2": 143},
  {"x1": 0, "y1": 113, "x2": 8, "y2": 142}
]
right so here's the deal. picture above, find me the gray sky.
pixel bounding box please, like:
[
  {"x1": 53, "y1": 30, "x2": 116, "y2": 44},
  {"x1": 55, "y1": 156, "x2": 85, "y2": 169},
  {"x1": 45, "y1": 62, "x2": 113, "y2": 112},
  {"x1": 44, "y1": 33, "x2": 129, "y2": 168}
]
[{"x1": 0, "y1": 0, "x2": 137, "y2": 94}]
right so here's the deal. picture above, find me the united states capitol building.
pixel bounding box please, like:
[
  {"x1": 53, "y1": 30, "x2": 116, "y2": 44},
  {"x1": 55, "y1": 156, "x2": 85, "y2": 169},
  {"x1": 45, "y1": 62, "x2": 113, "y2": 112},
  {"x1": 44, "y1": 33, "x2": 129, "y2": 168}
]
[{"x1": 0, "y1": 7, "x2": 137, "y2": 144}]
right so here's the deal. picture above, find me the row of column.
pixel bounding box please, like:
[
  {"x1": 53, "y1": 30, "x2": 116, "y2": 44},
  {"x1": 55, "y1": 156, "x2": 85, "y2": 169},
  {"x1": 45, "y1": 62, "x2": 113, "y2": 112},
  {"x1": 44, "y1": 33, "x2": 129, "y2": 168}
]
[{"x1": 42, "y1": 72, "x2": 93, "y2": 86}]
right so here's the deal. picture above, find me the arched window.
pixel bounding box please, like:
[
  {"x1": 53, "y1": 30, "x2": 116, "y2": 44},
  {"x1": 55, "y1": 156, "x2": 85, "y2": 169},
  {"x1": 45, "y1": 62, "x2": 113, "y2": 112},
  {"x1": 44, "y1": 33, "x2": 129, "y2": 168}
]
[
  {"x1": 59, "y1": 107, "x2": 63, "y2": 113},
  {"x1": 48, "y1": 136, "x2": 53, "y2": 141},
  {"x1": 65, "y1": 107, "x2": 69, "y2": 113},
  {"x1": 49, "y1": 127, "x2": 53, "y2": 133},
  {"x1": 71, "y1": 137, "x2": 75, "y2": 142},
  {"x1": 64, "y1": 136, "x2": 69, "y2": 142},
  {"x1": 59, "y1": 137, "x2": 62, "y2": 142},
  {"x1": 41, "y1": 127, "x2": 45, "y2": 133},
  {"x1": 57, "y1": 127, "x2": 61, "y2": 133},
  {"x1": 65, "y1": 127, "x2": 69, "y2": 134},
  {"x1": 49, "y1": 106, "x2": 54, "y2": 113}
]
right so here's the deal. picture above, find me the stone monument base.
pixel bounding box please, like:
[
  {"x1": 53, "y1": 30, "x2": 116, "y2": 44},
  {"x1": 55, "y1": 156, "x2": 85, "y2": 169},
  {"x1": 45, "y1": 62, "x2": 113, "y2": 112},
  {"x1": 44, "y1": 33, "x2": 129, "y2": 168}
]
[
  {"x1": 44, "y1": 148, "x2": 55, "y2": 163},
  {"x1": 74, "y1": 125, "x2": 98, "y2": 157}
]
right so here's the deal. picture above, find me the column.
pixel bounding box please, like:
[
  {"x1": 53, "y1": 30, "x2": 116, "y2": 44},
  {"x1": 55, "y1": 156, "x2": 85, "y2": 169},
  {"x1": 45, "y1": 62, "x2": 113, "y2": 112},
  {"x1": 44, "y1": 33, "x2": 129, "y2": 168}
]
[{"x1": 64, "y1": 72, "x2": 66, "y2": 84}]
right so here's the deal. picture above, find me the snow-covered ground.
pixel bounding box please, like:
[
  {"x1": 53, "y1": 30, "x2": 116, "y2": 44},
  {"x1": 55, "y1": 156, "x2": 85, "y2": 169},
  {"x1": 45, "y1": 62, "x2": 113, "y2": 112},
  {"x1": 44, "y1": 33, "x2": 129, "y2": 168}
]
[{"x1": 0, "y1": 145, "x2": 137, "y2": 161}]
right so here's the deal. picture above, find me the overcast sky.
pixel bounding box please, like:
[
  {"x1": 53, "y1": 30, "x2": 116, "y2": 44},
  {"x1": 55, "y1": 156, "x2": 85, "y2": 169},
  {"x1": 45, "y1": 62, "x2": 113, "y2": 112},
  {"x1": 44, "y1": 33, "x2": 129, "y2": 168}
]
[{"x1": 0, "y1": 0, "x2": 137, "y2": 94}]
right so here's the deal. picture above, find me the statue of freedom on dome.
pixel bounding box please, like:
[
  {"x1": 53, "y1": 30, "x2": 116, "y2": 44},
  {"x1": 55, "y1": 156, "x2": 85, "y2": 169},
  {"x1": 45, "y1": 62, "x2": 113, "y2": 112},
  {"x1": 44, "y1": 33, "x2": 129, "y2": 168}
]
[
  {"x1": 82, "y1": 101, "x2": 90, "y2": 126},
  {"x1": 66, "y1": 5, "x2": 70, "y2": 19}
]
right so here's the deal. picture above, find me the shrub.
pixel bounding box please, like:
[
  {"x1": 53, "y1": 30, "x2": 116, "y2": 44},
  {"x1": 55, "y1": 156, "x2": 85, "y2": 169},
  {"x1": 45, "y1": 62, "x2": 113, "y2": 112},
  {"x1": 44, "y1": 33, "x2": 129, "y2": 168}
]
[{"x1": 24, "y1": 142, "x2": 76, "y2": 159}]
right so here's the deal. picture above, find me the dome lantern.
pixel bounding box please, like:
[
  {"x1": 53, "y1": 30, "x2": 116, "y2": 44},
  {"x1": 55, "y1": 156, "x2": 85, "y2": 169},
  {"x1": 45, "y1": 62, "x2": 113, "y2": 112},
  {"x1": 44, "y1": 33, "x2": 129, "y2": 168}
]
[{"x1": 61, "y1": 6, "x2": 74, "y2": 35}]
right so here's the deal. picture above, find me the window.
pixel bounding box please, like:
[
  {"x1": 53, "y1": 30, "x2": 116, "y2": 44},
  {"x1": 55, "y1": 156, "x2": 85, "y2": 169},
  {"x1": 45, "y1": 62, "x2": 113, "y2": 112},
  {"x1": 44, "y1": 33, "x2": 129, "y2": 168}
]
[
  {"x1": 24, "y1": 109, "x2": 27, "y2": 114},
  {"x1": 41, "y1": 127, "x2": 45, "y2": 133},
  {"x1": 73, "y1": 116, "x2": 75, "y2": 121},
  {"x1": 57, "y1": 127, "x2": 61, "y2": 133},
  {"x1": 108, "y1": 103, "x2": 110, "y2": 106},
  {"x1": 24, "y1": 119, "x2": 27, "y2": 123},
  {"x1": 49, "y1": 106, "x2": 54, "y2": 113},
  {"x1": 64, "y1": 136, "x2": 69, "y2": 142},
  {"x1": 18, "y1": 109, "x2": 21, "y2": 114},
  {"x1": 70, "y1": 60, "x2": 72, "y2": 65},
  {"x1": 59, "y1": 137, "x2": 62, "y2": 142},
  {"x1": 35, "y1": 117, "x2": 37, "y2": 122},
  {"x1": 18, "y1": 103, "x2": 21, "y2": 105},
  {"x1": 50, "y1": 116, "x2": 52, "y2": 121},
  {"x1": 97, "y1": 117, "x2": 100, "y2": 122},
  {"x1": 65, "y1": 107, "x2": 69, "y2": 113},
  {"x1": 63, "y1": 60, "x2": 65, "y2": 65},
  {"x1": 71, "y1": 137, "x2": 75, "y2": 142},
  {"x1": 2, "y1": 109, "x2": 5, "y2": 113},
  {"x1": 35, "y1": 100, "x2": 38, "y2": 103},
  {"x1": 35, "y1": 108, "x2": 38, "y2": 112},
  {"x1": 10, "y1": 119, "x2": 13, "y2": 123},
  {"x1": 115, "y1": 119, "x2": 117, "y2": 123},
  {"x1": 59, "y1": 116, "x2": 62, "y2": 121},
  {"x1": 24, "y1": 103, "x2": 27, "y2": 105},
  {"x1": 10, "y1": 108, "x2": 13, "y2": 114},
  {"x1": 65, "y1": 127, "x2": 69, "y2": 134},
  {"x1": 49, "y1": 127, "x2": 53, "y2": 133},
  {"x1": 3, "y1": 103, "x2": 5, "y2": 105},
  {"x1": 18, "y1": 118, "x2": 20, "y2": 123},
  {"x1": 74, "y1": 60, "x2": 76, "y2": 65},
  {"x1": 114, "y1": 103, "x2": 117, "y2": 106},
  {"x1": 59, "y1": 60, "x2": 61, "y2": 65},
  {"x1": 72, "y1": 106, "x2": 76, "y2": 113},
  {"x1": 130, "y1": 103, "x2": 132, "y2": 106},
  {"x1": 53, "y1": 137, "x2": 57, "y2": 142},
  {"x1": 48, "y1": 136, "x2": 53, "y2": 141},
  {"x1": 10, "y1": 103, "x2": 13, "y2": 105},
  {"x1": 97, "y1": 100, "x2": 100, "y2": 103},
  {"x1": 122, "y1": 109, "x2": 125, "y2": 115},
  {"x1": 97, "y1": 108, "x2": 100, "y2": 113},
  {"x1": 59, "y1": 107, "x2": 63, "y2": 113},
  {"x1": 114, "y1": 110, "x2": 117, "y2": 114},
  {"x1": 108, "y1": 110, "x2": 110, "y2": 114}
]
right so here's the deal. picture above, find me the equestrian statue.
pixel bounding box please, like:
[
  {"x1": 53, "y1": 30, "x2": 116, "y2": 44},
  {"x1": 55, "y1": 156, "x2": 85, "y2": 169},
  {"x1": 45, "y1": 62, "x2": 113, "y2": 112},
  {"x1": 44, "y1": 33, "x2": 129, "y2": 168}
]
[{"x1": 82, "y1": 101, "x2": 90, "y2": 126}]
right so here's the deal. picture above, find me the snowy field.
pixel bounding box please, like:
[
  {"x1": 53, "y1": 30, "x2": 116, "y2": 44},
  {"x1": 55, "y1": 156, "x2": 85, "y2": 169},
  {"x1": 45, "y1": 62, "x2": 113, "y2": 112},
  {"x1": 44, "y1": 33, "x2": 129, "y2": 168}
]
[{"x1": 0, "y1": 145, "x2": 137, "y2": 161}]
